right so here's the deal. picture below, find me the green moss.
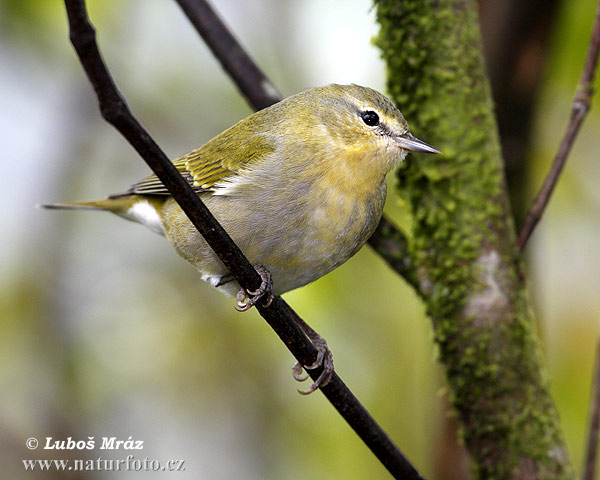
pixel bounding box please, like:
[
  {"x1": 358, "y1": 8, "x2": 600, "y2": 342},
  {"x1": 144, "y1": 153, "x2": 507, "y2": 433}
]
[{"x1": 374, "y1": 0, "x2": 573, "y2": 478}]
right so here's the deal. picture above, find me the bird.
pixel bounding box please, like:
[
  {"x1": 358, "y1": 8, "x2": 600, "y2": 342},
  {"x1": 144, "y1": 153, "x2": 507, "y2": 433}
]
[{"x1": 42, "y1": 84, "x2": 439, "y2": 308}]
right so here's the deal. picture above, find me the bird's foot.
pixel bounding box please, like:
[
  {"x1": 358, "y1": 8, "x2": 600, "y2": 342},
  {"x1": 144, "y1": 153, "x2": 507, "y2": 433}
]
[
  {"x1": 292, "y1": 329, "x2": 334, "y2": 395},
  {"x1": 235, "y1": 264, "x2": 275, "y2": 312}
]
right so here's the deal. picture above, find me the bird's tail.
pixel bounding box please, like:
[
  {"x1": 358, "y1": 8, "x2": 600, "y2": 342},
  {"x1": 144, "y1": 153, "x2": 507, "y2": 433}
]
[
  {"x1": 38, "y1": 195, "x2": 167, "y2": 236},
  {"x1": 37, "y1": 195, "x2": 141, "y2": 214},
  {"x1": 38, "y1": 200, "x2": 110, "y2": 211}
]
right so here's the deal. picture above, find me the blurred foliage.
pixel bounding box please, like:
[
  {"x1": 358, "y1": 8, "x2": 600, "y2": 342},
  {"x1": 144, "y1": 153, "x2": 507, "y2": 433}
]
[{"x1": 1, "y1": 0, "x2": 599, "y2": 479}]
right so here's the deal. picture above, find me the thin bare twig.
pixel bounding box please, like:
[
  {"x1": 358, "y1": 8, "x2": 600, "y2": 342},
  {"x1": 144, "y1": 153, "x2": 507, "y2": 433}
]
[
  {"x1": 518, "y1": 0, "x2": 600, "y2": 251},
  {"x1": 174, "y1": 0, "x2": 281, "y2": 110},
  {"x1": 62, "y1": 1, "x2": 424, "y2": 478},
  {"x1": 583, "y1": 318, "x2": 600, "y2": 480}
]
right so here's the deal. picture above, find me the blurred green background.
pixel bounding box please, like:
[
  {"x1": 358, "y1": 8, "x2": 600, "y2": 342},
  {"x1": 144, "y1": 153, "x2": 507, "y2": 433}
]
[{"x1": 1, "y1": 0, "x2": 599, "y2": 478}]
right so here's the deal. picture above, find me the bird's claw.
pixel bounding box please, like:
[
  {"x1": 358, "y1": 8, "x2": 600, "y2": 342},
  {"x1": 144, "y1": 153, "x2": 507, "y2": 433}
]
[
  {"x1": 235, "y1": 266, "x2": 333, "y2": 394},
  {"x1": 292, "y1": 335, "x2": 334, "y2": 395},
  {"x1": 235, "y1": 264, "x2": 275, "y2": 312}
]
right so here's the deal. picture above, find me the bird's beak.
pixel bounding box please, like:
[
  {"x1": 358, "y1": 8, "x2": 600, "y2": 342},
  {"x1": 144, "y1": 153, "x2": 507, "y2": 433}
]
[{"x1": 395, "y1": 133, "x2": 441, "y2": 154}]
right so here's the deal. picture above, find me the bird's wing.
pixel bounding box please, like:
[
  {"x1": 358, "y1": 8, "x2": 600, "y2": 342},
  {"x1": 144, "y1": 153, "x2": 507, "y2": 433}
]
[
  {"x1": 120, "y1": 123, "x2": 276, "y2": 197},
  {"x1": 122, "y1": 160, "x2": 198, "y2": 196}
]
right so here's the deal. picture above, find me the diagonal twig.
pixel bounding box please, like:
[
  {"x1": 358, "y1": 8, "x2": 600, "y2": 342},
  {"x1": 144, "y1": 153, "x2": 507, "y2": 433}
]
[
  {"x1": 518, "y1": 0, "x2": 600, "y2": 251},
  {"x1": 368, "y1": 216, "x2": 419, "y2": 291},
  {"x1": 62, "y1": 1, "x2": 424, "y2": 478},
  {"x1": 175, "y1": 0, "x2": 281, "y2": 111},
  {"x1": 583, "y1": 317, "x2": 600, "y2": 480}
]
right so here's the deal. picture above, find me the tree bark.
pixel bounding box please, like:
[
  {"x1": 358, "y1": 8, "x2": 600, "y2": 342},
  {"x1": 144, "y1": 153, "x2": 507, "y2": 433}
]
[{"x1": 374, "y1": 1, "x2": 573, "y2": 478}]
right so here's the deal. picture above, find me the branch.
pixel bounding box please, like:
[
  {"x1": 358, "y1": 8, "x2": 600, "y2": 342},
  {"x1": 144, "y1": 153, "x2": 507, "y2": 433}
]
[
  {"x1": 62, "y1": 1, "x2": 424, "y2": 478},
  {"x1": 173, "y1": 0, "x2": 419, "y2": 287},
  {"x1": 174, "y1": 0, "x2": 281, "y2": 111},
  {"x1": 367, "y1": 216, "x2": 418, "y2": 291},
  {"x1": 375, "y1": 0, "x2": 573, "y2": 476},
  {"x1": 517, "y1": 0, "x2": 600, "y2": 251}
]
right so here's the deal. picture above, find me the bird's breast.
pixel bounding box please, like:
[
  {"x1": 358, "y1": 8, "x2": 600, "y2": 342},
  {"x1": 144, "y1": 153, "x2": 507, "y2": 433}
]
[
  {"x1": 159, "y1": 146, "x2": 391, "y2": 294},
  {"x1": 256, "y1": 174, "x2": 386, "y2": 292}
]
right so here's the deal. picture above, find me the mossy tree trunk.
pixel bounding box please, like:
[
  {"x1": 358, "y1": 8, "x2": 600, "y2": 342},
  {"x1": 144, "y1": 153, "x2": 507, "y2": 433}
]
[{"x1": 374, "y1": 1, "x2": 573, "y2": 478}]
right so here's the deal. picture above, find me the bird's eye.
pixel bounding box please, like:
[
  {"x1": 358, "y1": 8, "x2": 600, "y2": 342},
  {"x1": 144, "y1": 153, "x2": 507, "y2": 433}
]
[{"x1": 361, "y1": 110, "x2": 380, "y2": 126}]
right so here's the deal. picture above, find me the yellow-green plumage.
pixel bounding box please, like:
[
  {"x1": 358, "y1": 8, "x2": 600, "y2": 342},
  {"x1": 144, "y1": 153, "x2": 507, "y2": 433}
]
[{"x1": 42, "y1": 84, "x2": 439, "y2": 295}]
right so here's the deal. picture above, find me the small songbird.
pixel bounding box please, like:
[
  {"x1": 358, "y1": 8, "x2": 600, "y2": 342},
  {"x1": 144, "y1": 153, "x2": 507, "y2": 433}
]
[{"x1": 42, "y1": 84, "x2": 439, "y2": 308}]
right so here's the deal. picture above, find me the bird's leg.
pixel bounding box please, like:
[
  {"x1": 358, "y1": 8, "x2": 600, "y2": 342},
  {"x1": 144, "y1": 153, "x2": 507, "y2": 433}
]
[
  {"x1": 235, "y1": 264, "x2": 275, "y2": 312},
  {"x1": 288, "y1": 310, "x2": 334, "y2": 395},
  {"x1": 234, "y1": 268, "x2": 334, "y2": 394},
  {"x1": 215, "y1": 274, "x2": 234, "y2": 286}
]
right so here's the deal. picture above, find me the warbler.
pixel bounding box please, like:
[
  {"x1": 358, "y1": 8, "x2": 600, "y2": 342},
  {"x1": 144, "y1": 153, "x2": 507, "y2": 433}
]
[{"x1": 43, "y1": 84, "x2": 439, "y2": 306}]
